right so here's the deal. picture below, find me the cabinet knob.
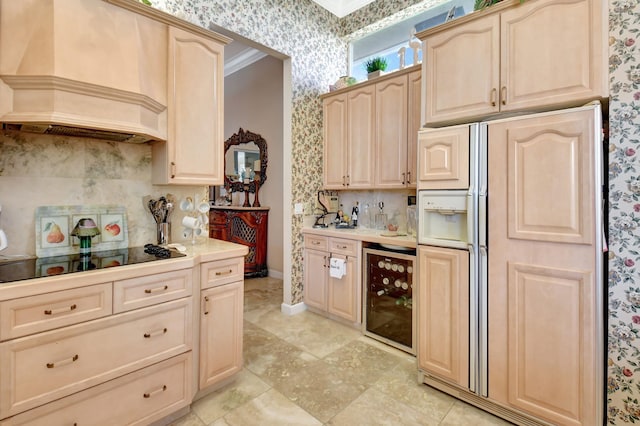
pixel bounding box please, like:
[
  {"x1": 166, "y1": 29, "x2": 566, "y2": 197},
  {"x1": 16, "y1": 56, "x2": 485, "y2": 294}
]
[
  {"x1": 44, "y1": 304, "x2": 77, "y2": 315},
  {"x1": 46, "y1": 354, "x2": 79, "y2": 369}
]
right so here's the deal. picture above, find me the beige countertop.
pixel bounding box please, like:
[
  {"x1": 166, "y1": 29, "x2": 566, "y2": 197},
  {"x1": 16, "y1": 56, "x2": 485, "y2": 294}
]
[
  {"x1": 0, "y1": 238, "x2": 248, "y2": 301},
  {"x1": 302, "y1": 226, "x2": 417, "y2": 249}
]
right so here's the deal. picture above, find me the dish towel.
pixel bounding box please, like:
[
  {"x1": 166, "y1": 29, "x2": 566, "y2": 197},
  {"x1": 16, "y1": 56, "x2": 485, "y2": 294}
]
[{"x1": 329, "y1": 257, "x2": 346, "y2": 279}]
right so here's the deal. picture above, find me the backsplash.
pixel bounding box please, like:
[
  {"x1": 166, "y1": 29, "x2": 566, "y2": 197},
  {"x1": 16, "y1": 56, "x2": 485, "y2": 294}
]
[{"x1": 0, "y1": 130, "x2": 207, "y2": 257}]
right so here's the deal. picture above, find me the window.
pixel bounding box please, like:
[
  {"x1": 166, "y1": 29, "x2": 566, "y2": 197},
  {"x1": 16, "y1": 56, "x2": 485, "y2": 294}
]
[{"x1": 349, "y1": 0, "x2": 474, "y2": 82}]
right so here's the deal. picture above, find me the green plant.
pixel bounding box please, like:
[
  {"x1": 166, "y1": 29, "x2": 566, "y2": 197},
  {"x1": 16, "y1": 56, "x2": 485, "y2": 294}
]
[
  {"x1": 474, "y1": 0, "x2": 526, "y2": 11},
  {"x1": 365, "y1": 57, "x2": 388, "y2": 73}
]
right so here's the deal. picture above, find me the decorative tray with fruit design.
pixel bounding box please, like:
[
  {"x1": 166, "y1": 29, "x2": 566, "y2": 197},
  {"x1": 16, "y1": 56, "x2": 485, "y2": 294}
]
[{"x1": 35, "y1": 205, "x2": 128, "y2": 257}]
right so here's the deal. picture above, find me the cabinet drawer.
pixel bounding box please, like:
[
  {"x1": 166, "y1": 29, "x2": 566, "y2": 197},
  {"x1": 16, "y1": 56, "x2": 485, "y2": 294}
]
[
  {"x1": 0, "y1": 298, "x2": 192, "y2": 418},
  {"x1": 0, "y1": 283, "x2": 112, "y2": 341},
  {"x1": 328, "y1": 237, "x2": 359, "y2": 256},
  {"x1": 114, "y1": 269, "x2": 192, "y2": 313},
  {"x1": 201, "y1": 258, "x2": 244, "y2": 289},
  {"x1": 0, "y1": 353, "x2": 192, "y2": 426},
  {"x1": 304, "y1": 235, "x2": 328, "y2": 251}
]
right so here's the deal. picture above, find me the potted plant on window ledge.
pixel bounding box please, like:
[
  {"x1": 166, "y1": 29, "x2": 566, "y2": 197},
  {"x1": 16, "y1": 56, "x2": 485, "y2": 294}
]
[{"x1": 365, "y1": 57, "x2": 388, "y2": 80}]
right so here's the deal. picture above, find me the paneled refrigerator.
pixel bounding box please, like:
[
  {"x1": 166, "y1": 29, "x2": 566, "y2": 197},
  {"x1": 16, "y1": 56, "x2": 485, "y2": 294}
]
[{"x1": 416, "y1": 102, "x2": 605, "y2": 426}]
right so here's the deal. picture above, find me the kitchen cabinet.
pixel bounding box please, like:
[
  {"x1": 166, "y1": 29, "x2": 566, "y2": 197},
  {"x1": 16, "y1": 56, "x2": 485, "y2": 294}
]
[
  {"x1": 487, "y1": 106, "x2": 603, "y2": 425},
  {"x1": 323, "y1": 86, "x2": 376, "y2": 189},
  {"x1": 0, "y1": 269, "x2": 193, "y2": 422},
  {"x1": 303, "y1": 235, "x2": 361, "y2": 324},
  {"x1": 199, "y1": 258, "x2": 244, "y2": 391},
  {"x1": 152, "y1": 25, "x2": 227, "y2": 185},
  {"x1": 209, "y1": 207, "x2": 269, "y2": 277},
  {"x1": 417, "y1": 124, "x2": 470, "y2": 190},
  {"x1": 418, "y1": 0, "x2": 608, "y2": 125},
  {"x1": 417, "y1": 245, "x2": 469, "y2": 388},
  {"x1": 321, "y1": 65, "x2": 421, "y2": 190}
]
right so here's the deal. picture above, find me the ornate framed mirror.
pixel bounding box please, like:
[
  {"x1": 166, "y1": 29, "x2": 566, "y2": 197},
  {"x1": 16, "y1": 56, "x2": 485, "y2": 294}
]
[{"x1": 224, "y1": 128, "x2": 268, "y2": 192}]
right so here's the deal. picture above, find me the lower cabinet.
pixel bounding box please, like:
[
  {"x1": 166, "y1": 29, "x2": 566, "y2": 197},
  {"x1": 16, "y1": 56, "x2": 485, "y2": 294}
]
[
  {"x1": 0, "y1": 353, "x2": 192, "y2": 426},
  {"x1": 417, "y1": 245, "x2": 469, "y2": 388},
  {"x1": 303, "y1": 235, "x2": 361, "y2": 324},
  {"x1": 199, "y1": 259, "x2": 244, "y2": 390}
]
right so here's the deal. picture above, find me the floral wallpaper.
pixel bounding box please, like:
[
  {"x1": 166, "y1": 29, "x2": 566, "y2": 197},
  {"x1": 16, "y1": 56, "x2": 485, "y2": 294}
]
[
  {"x1": 607, "y1": 0, "x2": 640, "y2": 423},
  {"x1": 0, "y1": 0, "x2": 638, "y2": 422}
]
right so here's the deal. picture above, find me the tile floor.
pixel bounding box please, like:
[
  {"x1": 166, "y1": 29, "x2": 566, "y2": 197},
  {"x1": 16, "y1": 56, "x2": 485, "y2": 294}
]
[{"x1": 171, "y1": 277, "x2": 512, "y2": 426}]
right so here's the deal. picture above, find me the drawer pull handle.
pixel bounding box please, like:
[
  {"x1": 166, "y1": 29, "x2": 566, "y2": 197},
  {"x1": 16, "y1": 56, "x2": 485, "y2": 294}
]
[
  {"x1": 44, "y1": 304, "x2": 77, "y2": 315},
  {"x1": 215, "y1": 269, "x2": 233, "y2": 276},
  {"x1": 143, "y1": 385, "x2": 167, "y2": 398},
  {"x1": 143, "y1": 328, "x2": 168, "y2": 338},
  {"x1": 337, "y1": 245, "x2": 347, "y2": 249},
  {"x1": 144, "y1": 285, "x2": 169, "y2": 294},
  {"x1": 46, "y1": 354, "x2": 79, "y2": 369},
  {"x1": 204, "y1": 296, "x2": 210, "y2": 315}
]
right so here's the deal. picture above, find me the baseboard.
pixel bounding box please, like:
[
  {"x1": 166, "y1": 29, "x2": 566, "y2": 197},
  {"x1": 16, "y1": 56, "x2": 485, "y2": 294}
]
[
  {"x1": 281, "y1": 301, "x2": 307, "y2": 315},
  {"x1": 269, "y1": 269, "x2": 283, "y2": 279}
]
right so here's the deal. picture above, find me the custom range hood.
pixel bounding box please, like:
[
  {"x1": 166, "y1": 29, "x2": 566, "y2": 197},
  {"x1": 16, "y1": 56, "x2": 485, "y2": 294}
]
[{"x1": 0, "y1": 0, "x2": 168, "y2": 143}]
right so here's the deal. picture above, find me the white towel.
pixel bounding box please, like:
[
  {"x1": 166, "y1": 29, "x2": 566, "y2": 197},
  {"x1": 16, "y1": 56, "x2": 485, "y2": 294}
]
[{"x1": 329, "y1": 257, "x2": 346, "y2": 279}]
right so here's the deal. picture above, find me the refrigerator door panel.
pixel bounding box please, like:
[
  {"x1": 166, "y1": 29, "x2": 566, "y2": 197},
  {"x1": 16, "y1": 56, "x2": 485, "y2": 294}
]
[
  {"x1": 468, "y1": 243, "x2": 479, "y2": 394},
  {"x1": 478, "y1": 245, "x2": 488, "y2": 397}
]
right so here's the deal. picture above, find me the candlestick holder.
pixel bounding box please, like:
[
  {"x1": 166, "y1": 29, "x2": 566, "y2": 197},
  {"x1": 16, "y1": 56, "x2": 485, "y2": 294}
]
[
  {"x1": 252, "y1": 172, "x2": 261, "y2": 207},
  {"x1": 243, "y1": 184, "x2": 251, "y2": 207}
]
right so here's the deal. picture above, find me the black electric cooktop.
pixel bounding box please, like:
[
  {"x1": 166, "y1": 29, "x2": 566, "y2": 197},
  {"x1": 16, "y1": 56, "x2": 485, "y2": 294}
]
[{"x1": 0, "y1": 245, "x2": 187, "y2": 283}]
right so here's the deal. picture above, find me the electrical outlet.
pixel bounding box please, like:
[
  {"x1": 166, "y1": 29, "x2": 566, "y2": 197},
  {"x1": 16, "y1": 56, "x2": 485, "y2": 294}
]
[{"x1": 294, "y1": 203, "x2": 304, "y2": 215}]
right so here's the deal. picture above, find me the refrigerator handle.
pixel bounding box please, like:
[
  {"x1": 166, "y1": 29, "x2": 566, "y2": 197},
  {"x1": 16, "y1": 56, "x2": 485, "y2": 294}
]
[
  {"x1": 466, "y1": 193, "x2": 475, "y2": 245},
  {"x1": 468, "y1": 243, "x2": 478, "y2": 394},
  {"x1": 478, "y1": 245, "x2": 489, "y2": 398}
]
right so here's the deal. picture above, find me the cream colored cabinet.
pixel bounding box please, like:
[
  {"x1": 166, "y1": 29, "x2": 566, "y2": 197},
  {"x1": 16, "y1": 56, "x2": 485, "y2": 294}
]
[
  {"x1": 303, "y1": 235, "x2": 361, "y2": 324},
  {"x1": 322, "y1": 66, "x2": 421, "y2": 190},
  {"x1": 407, "y1": 69, "x2": 422, "y2": 188},
  {"x1": 153, "y1": 25, "x2": 226, "y2": 185},
  {"x1": 199, "y1": 259, "x2": 244, "y2": 390},
  {"x1": 419, "y1": 0, "x2": 608, "y2": 125},
  {"x1": 375, "y1": 74, "x2": 407, "y2": 188},
  {"x1": 417, "y1": 124, "x2": 470, "y2": 190},
  {"x1": 417, "y1": 245, "x2": 469, "y2": 388},
  {"x1": 487, "y1": 106, "x2": 602, "y2": 425},
  {"x1": 323, "y1": 86, "x2": 376, "y2": 189}
]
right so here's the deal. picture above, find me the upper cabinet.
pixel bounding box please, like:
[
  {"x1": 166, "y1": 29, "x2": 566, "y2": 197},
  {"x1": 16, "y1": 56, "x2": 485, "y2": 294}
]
[
  {"x1": 418, "y1": 0, "x2": 608, "y2": 125},
  {"x1": 321, "y1": 66, "x2": 421, "y2": 190},
  {"x1": 153, "y1": 26, "x2": 226, "y2": 185}
]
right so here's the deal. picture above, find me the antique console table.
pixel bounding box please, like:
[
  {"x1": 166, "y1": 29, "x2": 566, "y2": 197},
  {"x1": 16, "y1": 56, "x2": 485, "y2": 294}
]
[{"x1": 209, "y1": 206, "x2": 269, "y2": 277}]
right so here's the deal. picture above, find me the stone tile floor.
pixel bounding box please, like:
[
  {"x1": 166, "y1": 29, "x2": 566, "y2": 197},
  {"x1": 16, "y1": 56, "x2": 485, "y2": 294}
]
[{"x1": 171, "y1": 277, "x2": 512, "y2": 425}]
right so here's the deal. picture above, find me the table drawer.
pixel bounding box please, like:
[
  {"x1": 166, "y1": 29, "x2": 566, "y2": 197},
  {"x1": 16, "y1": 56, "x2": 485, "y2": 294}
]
[
  {"x1": 114, "y1": 269, "x2": 192, "y2": 313},
  {"x1": 328, "y1": 237, "x2": 359, "y2": 257},
  {"x1": 0, "y1": 283, "x2": 112, "y2": 341},
  {"x1": 304, "y1": 235, "x2": 328, "y2": 251},
  {"x1": 0, "y1": 298, "x2": 192, "y2": 419},
  {"x1": 0, "y1": 353, "x2": 192, "y2": 426},
  {"x1": 200, "y1": 258, "x2": 244, "y2": 289}
]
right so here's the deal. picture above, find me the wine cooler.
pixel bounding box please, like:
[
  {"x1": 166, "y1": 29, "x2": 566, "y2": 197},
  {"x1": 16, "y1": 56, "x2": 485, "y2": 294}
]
[{"x1": 363, "y1": 247, "x2": 416, "y2": 354}]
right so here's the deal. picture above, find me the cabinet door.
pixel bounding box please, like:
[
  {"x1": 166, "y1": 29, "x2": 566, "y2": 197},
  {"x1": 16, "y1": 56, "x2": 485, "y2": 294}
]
[
  {"x1": 347, "y1": 86, "x2": 376, "y2": 189},
  {"x1": 375, "y1": 75, "x2": 408, "y2": 188},
  {"x1": 323, "y1": 93, "x2": 348, "y2": 189},
  {"x1": 417, "y1": 125, "x2": 469, "y2": 190},
  {"x1": 417, "y1": 246, "x2": 469, "y2": 388},
  {"x1": 407, "y1": 70, "x2": 422, "y2": 188},
  {"x1": 303, "y1": 249, "x2": 327, "y2": 311},
  {"x1": 200, "y1": 281, "x2": 243, "y2": 390},
  {"x1": 157, "y1": 26, "x2": 224, "y2": 185},
  {"x1": 500, "y1": 0, "x2": 608, "y2": 112},
  {"x1": 327, "y1": 255, "x2": 359, "y2": 323},
  {"x1": 423, "y1": 14, "x2": 500, "y2": 124},
  {"x1": 488, "y1": 106, "x2": 601, "y2": 425}
]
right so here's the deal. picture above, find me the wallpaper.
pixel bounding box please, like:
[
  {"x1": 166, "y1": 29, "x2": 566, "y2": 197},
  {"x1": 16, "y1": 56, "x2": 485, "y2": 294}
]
[
  {"x1": 607, "y1": 0, "x2": 640, "y2": 423},
  {"x1": 0, "y1": 0, "x2": 637, "y2": 421}
]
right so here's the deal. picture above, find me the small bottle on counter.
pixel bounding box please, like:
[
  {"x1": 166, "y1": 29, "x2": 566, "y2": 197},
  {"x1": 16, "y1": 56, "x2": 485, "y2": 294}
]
[{"x1": 352, "y1": 202, "x2": 359, "y2": 227}]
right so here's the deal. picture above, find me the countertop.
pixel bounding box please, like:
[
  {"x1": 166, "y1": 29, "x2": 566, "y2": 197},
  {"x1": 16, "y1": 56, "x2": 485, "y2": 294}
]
[
  {"x1": 0, "y1": 238, "x2": 248, "y2": 301},
  {"x1": 302, "y1": 226, "x2": 417, "y2": 249}
]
